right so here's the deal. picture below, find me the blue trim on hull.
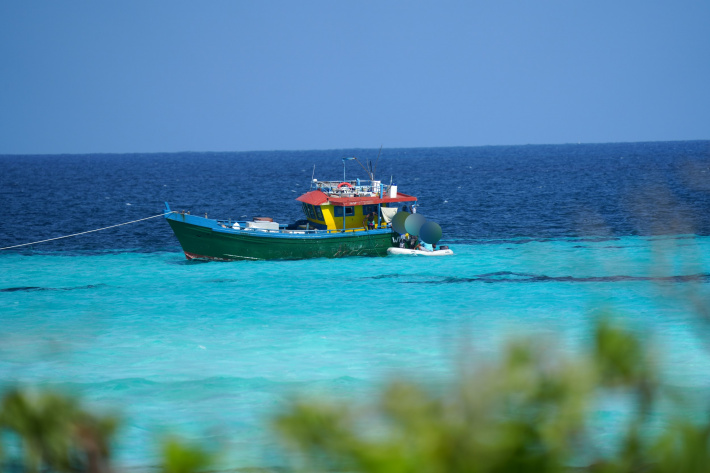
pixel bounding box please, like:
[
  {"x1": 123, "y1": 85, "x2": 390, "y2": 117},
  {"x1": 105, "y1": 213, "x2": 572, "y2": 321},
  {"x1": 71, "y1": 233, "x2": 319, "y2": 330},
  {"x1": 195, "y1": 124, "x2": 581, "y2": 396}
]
[{"x1": 165, "y1": 211, "x2": 393, "y2": 240}]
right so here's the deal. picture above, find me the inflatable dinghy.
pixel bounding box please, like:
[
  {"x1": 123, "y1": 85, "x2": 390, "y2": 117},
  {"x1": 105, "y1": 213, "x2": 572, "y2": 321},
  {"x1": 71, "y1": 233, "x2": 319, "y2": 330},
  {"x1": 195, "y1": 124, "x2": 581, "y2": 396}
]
[{"x1": 387, "y1": 247, "x2": 454, "y2": 256}]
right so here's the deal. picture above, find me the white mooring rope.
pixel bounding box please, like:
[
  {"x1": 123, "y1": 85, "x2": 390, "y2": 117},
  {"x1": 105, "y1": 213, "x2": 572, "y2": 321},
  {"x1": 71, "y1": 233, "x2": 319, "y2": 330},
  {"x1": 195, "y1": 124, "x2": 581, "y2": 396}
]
[{"x1": 0, "y1": 212, "x2": 171, "y2": 251}]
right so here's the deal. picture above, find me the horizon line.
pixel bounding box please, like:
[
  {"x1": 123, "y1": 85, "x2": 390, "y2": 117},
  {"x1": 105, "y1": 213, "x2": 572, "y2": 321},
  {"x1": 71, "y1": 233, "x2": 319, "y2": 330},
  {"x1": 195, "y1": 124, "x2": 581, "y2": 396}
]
[{"x1": 1, "y1": 138, "x2": 708, "y2": 158}]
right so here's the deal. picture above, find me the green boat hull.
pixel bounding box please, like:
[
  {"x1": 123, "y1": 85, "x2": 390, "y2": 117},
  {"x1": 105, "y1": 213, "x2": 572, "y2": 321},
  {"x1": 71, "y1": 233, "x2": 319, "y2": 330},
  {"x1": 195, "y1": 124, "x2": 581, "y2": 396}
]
[{"x1": 166, "y1": 213, "x2": 395, "y2": 260}]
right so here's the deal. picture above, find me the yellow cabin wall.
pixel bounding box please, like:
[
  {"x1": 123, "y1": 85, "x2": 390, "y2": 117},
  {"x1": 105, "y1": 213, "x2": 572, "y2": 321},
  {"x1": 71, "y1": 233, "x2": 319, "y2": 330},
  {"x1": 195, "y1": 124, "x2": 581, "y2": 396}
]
[
  {"x1": 319, "y1": 205, "x2": 337, "y2": 229},
  {"x1": 304, "y1": 204, "x2": 382, "y2": 231}
]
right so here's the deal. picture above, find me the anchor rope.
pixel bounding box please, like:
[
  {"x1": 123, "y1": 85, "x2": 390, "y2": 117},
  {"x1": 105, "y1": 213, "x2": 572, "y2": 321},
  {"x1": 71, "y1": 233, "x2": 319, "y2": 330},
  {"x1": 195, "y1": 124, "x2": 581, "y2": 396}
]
[
  {"x1": 363, "y1": 225, "x2": 382, "y2": 256},
  {"x1": 0, "y1": 212, "x2": 172, "y2": 251}
]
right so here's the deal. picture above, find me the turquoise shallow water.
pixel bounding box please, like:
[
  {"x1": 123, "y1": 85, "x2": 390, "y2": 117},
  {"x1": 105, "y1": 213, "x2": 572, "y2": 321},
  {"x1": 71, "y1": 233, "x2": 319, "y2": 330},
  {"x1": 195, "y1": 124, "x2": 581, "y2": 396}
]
[{"x1": 2, "y1": 235, "x2": 710, "y2": 469}]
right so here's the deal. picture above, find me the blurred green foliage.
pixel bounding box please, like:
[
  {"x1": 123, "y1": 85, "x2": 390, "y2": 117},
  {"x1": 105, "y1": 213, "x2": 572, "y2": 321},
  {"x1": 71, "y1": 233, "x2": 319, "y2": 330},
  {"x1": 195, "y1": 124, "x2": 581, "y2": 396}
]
[
  {"x1": 0, "y1": 388, "x2": 117, "y2": 473},
  {"x1": 0, "y1": 388, "x2": 217, "y2": 473},
  {"x1": 160, "y1": 437, "x2": 214, "y2": 473},
  {"x1": 275, "y1": 319, "x2": 709, "y2": 473},
  {"x1": 2, "y1": 318, "x2": 710, "y2": 472}
]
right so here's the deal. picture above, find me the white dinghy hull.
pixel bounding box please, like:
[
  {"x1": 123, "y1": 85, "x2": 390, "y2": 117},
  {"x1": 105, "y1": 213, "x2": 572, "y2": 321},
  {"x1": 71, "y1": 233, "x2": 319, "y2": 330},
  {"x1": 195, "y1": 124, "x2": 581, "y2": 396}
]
[{"x1": 387, "y1": 247, "x2": 454, "y2": 256}]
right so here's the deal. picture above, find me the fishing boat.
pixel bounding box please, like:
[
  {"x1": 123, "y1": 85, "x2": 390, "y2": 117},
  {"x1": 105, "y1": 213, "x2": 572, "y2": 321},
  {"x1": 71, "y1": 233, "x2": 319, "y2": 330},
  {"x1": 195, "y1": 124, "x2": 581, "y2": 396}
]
[{"x1": 164, "y1": 172, "x2": 421, "y2": 260}]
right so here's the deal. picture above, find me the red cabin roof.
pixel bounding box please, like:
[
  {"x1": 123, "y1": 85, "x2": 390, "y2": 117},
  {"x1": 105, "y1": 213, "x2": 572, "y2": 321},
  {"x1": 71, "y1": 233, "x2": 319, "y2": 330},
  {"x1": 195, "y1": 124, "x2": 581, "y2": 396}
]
[
  {"x1": 296, "y1": 190, "x2": 329, "y2": 206},
  {"x1": 296, "y1": 190, "x2": 417, "y2": 207}
]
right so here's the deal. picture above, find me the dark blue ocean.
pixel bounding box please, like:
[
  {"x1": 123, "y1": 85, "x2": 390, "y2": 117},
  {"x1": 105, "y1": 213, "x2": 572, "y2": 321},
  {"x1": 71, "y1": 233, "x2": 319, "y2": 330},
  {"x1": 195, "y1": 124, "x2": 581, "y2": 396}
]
[
  {"x1": 1, "y1": 141, "x2": 710, "y2": 470},
  {"x1": 2, "y1": 141, "x2": 710, "y2": 251}
]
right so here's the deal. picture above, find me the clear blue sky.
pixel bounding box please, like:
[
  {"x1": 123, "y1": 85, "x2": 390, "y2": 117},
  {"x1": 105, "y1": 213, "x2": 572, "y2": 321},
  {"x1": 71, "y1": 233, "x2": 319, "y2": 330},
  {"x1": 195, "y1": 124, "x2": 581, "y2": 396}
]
[{"x1": 1, "y1": 1, "x2": 708, "y2": 154}]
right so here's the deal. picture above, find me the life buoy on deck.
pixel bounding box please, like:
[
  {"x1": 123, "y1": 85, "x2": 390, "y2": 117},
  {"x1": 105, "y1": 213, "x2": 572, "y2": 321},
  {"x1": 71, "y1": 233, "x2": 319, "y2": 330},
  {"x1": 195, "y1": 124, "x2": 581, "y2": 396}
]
[{"x1": 338, "y1": 182, "x2": 353, "y2": 188}]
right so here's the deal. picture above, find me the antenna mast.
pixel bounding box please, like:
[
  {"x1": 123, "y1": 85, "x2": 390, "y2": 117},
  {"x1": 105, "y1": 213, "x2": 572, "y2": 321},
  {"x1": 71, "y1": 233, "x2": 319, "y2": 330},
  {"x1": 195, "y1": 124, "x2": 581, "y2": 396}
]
[{"x1": 373, "y1": 145, "x2": 383, "y2": 180}]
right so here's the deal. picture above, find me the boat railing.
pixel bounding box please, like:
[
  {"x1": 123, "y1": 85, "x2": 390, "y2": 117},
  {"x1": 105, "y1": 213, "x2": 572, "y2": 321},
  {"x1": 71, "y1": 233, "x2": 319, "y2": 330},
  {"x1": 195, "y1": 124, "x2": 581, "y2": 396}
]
[
  {"x1": 315, "y1": 180, "x2": 393, "y2": 198},
  {"x1": 215, "y1": 220, "x2": 390, "y2": 235}
]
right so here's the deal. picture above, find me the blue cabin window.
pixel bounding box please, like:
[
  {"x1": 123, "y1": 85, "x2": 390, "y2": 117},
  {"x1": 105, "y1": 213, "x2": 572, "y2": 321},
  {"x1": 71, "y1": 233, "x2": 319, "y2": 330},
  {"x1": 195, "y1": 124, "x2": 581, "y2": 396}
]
[
  {"x1": 315, "y1": 206, "x2": 324, "y2": 221},
  {"x1": 362, "y1": 204, "x2": 378, "y2": 216},
  {"x1": 307, "y1": 205, "x2": 317, "y2": 219},
  {"x1": 334, "y1": 206, "x2": 355, "y2": 217}
]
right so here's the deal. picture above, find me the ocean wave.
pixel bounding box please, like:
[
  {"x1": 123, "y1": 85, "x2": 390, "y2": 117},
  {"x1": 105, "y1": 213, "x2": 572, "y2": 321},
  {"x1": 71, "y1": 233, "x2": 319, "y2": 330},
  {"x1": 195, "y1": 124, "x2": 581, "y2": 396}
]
[
  {"x1": 0, "y1": 283, "x2": 107, "y2": 292},
  {"x1": 398, "y1": 272, "x2": 710, "y2": 285}
]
